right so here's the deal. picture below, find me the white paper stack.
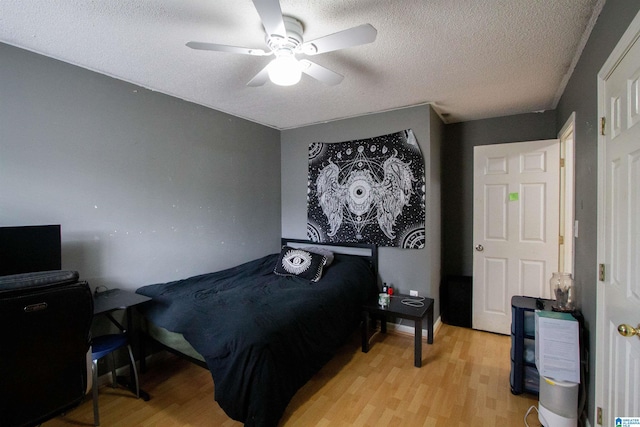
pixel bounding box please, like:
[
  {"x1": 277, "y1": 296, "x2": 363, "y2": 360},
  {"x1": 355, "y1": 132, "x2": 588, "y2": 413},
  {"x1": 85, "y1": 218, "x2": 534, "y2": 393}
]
[{"x1": 535, "y1": 310, "x2": 580, "y2": 383}]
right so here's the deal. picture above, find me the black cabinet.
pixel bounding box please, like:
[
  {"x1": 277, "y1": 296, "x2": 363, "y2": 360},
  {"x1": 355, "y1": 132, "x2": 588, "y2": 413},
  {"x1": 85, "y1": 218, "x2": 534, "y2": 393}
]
[
  {"x1": 510, "y1": 295, "x2": 554, "y2": 395},
  {"x1": 440, "y1": 275, "x2": 472, "y2": 328},
  {"x1": 511, "y1": 295, "x2": 585, "y2": 397}
]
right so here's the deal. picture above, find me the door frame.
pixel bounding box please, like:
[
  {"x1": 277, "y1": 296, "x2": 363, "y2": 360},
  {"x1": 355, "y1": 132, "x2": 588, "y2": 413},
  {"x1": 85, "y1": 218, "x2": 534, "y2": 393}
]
[{"x1": 558, "y1": 113, "x2": 576, "y2": 274}]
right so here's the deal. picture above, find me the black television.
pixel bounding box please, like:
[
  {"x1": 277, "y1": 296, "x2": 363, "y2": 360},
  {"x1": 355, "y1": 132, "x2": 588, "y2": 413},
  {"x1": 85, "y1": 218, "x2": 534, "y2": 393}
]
[{"x1": 0, "y1": 225, "x2": 62, "y2": 276}]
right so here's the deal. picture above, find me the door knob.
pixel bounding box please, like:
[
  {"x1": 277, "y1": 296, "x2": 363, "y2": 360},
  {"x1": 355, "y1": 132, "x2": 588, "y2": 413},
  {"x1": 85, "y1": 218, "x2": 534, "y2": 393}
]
[
  {"x1": 617, "y1": 324, "x2": 640, "y2": 338},
  {"x1": 475, "y1": 244, "x2": 484, "y2": 252}
]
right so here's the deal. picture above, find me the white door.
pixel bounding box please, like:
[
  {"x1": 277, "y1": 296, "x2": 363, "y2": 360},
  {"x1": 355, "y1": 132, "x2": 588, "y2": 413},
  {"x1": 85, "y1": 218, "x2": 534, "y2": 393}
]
[
  {"x1": 473, "y1": 140, "x2": 560, "y2": 334},
  {"x1": 596, "y1": 10, "x2": 640, "y2": 425}
]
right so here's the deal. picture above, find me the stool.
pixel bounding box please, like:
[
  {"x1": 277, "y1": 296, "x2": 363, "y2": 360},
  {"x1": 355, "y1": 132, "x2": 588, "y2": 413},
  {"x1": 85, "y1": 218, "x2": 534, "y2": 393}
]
[{"x1": 91, "y1": 334, "x2": 139, "y2": 426}]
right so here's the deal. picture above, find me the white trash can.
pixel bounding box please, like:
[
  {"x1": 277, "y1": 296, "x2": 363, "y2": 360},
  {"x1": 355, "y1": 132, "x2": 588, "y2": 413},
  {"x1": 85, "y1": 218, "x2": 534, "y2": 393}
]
[{"x1": 538, "y1": 375, "x2": 579, "y2": 427}]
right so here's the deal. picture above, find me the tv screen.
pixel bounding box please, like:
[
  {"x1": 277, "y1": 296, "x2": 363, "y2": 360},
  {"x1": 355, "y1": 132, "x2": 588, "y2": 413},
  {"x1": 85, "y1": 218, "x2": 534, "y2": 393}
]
[{"x1": 0, "y1": 225, "x2": 62, "y2": 276}]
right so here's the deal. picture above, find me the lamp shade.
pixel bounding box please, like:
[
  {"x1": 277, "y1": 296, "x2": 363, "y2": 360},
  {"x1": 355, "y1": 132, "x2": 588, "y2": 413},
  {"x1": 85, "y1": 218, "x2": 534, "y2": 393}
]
[{"x1": 268, "y1": 56, "x2": 302, "y2": 86}]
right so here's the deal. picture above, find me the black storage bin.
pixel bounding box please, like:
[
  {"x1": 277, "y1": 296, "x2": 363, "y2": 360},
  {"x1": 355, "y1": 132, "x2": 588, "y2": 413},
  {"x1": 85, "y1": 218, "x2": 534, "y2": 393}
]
[{"x1": 439, "y1": 275, "x2": 472, "y2": 327}]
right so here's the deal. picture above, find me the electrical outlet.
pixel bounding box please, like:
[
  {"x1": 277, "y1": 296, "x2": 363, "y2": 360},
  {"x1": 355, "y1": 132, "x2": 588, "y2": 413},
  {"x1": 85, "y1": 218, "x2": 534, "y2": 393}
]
[{"x1": 410, "y1": 290, "x2": 418, "y2": 297}]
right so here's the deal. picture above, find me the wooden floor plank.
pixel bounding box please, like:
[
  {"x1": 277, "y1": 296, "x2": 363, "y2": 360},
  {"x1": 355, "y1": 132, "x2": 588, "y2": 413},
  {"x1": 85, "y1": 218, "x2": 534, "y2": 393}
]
[{"x1": 44, "y1": 323, "x2": 541, "y2": 426}]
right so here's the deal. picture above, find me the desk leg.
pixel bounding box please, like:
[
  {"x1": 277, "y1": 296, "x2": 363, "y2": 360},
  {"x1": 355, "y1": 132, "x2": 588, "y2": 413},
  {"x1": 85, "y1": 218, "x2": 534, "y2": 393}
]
[
  {"x1": 125, "y1": 307, "x2": 150, "y2": 401},
  {"x1": 427, "y1": 304, "x2": 434, "y2": 345},
  {"x1": 414, "y1": 318, "x2": 422, "y2": 368},
  {"x1": 361, "y1": 311, "x2": 370, "y2": 353}
]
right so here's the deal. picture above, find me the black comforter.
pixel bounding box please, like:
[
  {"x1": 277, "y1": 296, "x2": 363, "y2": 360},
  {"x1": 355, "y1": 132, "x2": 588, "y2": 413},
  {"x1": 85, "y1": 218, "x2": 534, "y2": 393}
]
[{"x1": 136, "y1": 252, "x2": 376, "y2": 426}]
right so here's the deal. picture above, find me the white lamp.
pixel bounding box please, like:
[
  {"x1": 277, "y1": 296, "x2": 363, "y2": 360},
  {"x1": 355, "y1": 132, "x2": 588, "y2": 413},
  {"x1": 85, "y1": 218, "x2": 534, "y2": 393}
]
[{"x1": 267, "y1": 54, "x2": 302, "y2": 86}]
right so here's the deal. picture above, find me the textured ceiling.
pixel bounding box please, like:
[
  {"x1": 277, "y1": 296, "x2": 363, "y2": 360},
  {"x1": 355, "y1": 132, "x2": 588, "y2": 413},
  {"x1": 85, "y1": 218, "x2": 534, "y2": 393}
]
[{"x1": 0, "y1": 0, "x2": 603, "y2": 129}]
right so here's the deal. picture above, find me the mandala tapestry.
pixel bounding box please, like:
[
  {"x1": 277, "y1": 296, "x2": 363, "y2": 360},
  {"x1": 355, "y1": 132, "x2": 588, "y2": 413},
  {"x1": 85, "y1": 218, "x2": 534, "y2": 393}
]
[{"x1": 307, "y1": 129, "x2": 425, "y2": 249}]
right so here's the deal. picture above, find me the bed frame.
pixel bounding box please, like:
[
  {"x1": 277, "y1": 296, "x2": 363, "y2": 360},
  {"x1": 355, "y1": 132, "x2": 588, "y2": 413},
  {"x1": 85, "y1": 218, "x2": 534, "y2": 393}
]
[
  {"x1": 280, "y1": 237, "x2": 378, "y2": 276},
  {"x1": 139, "y1": 238, "x2": 379, "y2": 372}
]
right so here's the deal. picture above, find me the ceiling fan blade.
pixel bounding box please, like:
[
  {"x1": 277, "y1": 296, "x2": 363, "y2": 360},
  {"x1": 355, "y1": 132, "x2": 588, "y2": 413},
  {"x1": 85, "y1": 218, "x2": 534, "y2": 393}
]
[
  {"x1": 302, "y1": 24, "x2": 377, "y2": 55},
  {"x1": 252, "y1": 0, "x2": 287, "y2": 39},
  {"x1": 186, "y1": 41, "x2": 269, "y2": 56},
  {"x1": 247, "y1": 64, "x2": 271, "y2": 87},
  {"x1": 300, "y1": 60, "x2": 343, "y2": 86}
]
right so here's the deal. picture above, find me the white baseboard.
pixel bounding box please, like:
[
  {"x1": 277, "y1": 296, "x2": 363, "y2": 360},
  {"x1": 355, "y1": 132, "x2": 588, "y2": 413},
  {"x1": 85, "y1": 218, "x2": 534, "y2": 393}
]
[{"x1": 384, "y1": 316, "x2": 442, "y2": 341}]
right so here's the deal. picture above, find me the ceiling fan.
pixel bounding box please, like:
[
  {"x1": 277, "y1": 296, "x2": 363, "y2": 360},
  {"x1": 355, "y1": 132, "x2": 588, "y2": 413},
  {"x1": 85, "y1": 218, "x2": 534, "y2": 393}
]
[{"x1": 186, "y1": 0, "x2": 377, "y2": 87}]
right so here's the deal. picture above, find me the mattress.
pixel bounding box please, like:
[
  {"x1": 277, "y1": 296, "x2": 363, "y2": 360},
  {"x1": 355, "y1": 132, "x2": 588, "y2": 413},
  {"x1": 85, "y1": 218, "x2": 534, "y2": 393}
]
[{"x1": 137, "y1": 250, "x2": 376, "y2": 426}]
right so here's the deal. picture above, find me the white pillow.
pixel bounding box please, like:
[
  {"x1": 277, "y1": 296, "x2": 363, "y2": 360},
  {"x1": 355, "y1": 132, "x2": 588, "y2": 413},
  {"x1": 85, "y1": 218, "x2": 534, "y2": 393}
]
[{"x1": 304, "y1": 247, "x2": 335, "y2": 266}]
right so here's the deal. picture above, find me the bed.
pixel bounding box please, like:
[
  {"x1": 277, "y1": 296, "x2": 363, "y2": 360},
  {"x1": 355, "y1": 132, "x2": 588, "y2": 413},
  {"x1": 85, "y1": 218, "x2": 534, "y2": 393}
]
[{"x1": 135, "y1": 238, "x2": 378, "y2": 426}]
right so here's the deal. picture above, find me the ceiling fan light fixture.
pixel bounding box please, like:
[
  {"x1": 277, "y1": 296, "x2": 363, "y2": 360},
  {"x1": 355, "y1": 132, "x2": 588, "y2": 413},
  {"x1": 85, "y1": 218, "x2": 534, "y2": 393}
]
[
  {"x1": 186, "y1": 2, "x2": 377, "y2": 87},
  {"x1": 267, "y1": 54, "x2": 302, "y2": 86}
]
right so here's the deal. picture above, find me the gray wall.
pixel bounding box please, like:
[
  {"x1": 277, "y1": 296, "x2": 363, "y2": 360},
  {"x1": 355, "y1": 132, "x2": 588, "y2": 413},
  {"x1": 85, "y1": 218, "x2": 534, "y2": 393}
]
[
  {"x1": 0, "y1": 43, "x2": 282, "y2": 291},
  {"x1": 281, "y1": 104, "x2": 443, "y2": 320},
  {"x1": 442, "y1": 111, "x2": 557, "y2": 277},
  {"x1": 555, "y1": 0, "x2": 640, "y2": 423}
]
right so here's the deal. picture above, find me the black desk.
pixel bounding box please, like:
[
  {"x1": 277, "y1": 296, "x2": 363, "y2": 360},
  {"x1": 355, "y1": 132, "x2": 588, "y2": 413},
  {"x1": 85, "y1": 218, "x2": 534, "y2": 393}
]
[
  {"x1": 93, "y1": 289, "x2": 151, "y2": 400},
  {"x1": 94, "y1": 288, "x2": 151, "y2": 317},
  {"x1": 361, "y1": 294, "x2": 434, "y2": 367}
]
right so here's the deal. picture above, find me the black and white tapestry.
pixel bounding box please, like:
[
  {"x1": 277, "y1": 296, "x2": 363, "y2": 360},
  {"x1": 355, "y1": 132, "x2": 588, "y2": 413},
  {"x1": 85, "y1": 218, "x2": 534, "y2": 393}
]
[{"x1": 307, "y1": 129, "x2": 425, "y2": 249}]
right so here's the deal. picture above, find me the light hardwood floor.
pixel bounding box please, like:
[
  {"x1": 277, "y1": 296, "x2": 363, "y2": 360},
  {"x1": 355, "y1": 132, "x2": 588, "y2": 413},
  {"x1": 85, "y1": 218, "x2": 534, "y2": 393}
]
[{"x1": 44, "y1": 323, "x2": 541, "y2": 426}]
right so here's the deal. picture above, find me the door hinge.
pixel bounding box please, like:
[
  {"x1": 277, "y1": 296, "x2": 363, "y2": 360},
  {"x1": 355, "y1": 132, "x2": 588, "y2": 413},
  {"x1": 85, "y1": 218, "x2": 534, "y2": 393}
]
[
  {"x1": 599, "y1": 263, "x2": 606, "y2": 282},
  {"x1": 559, "y1": 235, "x2": 564, "y2": 245},
  {"x1": 601, "y1": 117, "x2": 606, "y2": 135},
  {"x1": 597, "y1": 406, "x2": 603, "y2": 425},
  {"x1": 560, "y1": 158, "x2": 565, "y2": 168}
]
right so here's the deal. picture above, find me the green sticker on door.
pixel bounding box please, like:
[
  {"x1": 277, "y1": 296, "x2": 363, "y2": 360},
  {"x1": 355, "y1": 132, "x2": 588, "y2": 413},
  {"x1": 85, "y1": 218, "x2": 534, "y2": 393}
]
[{"x1": 509, "y1": 192, "x2": 519, "y2": 201}]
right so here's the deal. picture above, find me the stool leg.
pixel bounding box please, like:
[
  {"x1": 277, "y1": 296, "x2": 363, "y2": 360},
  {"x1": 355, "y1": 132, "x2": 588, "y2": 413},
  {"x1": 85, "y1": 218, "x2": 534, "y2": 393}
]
[
  {"x1": 126, "y1": 344, "x2": 140, "y2": 398},
  {"x1": 92, "y1": 359, "x2": 100, "y2": 426},
  {"x1": 109, "y1": 354, "x2": 117, "y2": 388}
]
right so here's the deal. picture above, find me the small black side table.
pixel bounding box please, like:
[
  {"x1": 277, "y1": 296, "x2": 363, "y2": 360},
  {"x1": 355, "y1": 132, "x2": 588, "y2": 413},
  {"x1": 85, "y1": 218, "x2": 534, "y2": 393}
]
[{"x1": 361, "y1": 294, "x2": 434, "y2": 367}]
